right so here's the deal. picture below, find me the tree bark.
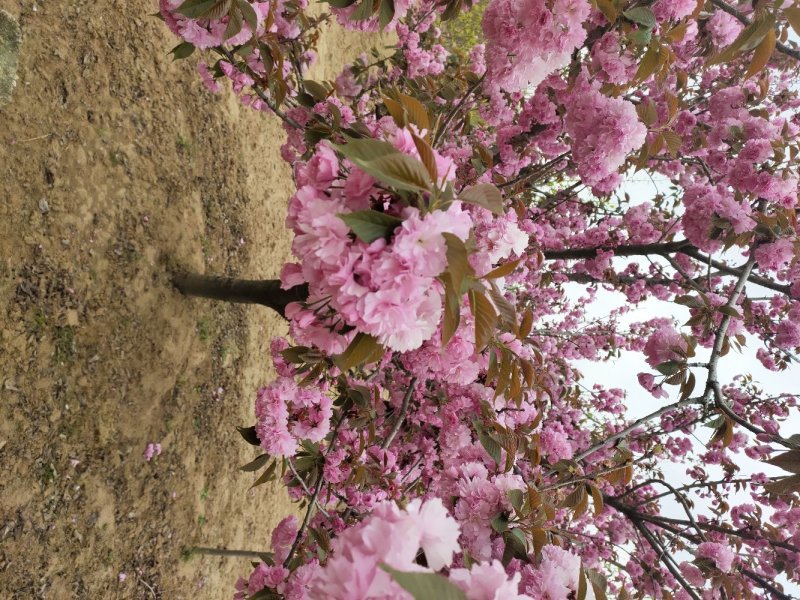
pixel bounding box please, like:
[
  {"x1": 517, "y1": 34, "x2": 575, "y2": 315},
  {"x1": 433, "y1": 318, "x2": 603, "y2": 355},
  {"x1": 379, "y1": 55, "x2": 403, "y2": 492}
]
[{"x1": 172, "y1": 272, "x2": 309, "y2": 318}]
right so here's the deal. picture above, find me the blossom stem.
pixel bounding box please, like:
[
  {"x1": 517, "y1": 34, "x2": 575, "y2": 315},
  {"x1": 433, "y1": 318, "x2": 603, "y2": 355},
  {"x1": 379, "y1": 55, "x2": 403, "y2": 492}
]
[{"x1": 381, "y1": 377, "x2": 417, "y2": 450}]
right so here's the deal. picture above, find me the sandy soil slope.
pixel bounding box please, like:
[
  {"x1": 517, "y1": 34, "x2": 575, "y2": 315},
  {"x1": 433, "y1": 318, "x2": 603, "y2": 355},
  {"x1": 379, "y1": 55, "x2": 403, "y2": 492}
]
[{"x1": 0, "y1": 1, "x2": 380, "y2": 597}]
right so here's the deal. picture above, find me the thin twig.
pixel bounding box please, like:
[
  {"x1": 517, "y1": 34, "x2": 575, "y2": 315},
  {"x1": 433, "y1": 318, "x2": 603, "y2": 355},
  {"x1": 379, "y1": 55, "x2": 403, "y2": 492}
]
[
  {"x1": 216, "y1": 48, "x2": 304, "y2": 130},
  {"x1": 630, "y1": 517, "x2": 703, "y2": 600},
  {"x1": 567, "y1": 396, "x2": 700, "y2": 466},
  {"x1": 381, "y1": 377, "x2": 417, "y2": 450},
  {"x1": 282, "y1": 407, "x2": 349, "y2": 567},
  {"x1": 138, "y1": 577, "x2": 158, "y2": 599},
  {"x1": 433, "y1": 74, "x2": 485, "y2": 147},
  {"x1": 288, "y1": 459, "x2": 331, "y2": 518}
]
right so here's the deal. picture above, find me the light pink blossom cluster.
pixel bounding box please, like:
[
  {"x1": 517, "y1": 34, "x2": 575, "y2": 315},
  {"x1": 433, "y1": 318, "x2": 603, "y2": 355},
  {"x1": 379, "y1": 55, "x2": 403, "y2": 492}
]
[
  {"x1": 281, "y1": 135, "x2": 472, "y2": 352},
  {"x1": 255, "y1": 378, "x2": 333, "y2": 457},
  {"x1": 563, "y1": 75, "x2": 647, "y2": 193},
  {"x1": 160, "y1": 0, "x2": 274, "y2": 49},
  {"x1": 243, "y1": 497, "x2": 587, "y2": 600},
  {"x1": 481, "y1": 0, "x2": 591, "y2": 93}
]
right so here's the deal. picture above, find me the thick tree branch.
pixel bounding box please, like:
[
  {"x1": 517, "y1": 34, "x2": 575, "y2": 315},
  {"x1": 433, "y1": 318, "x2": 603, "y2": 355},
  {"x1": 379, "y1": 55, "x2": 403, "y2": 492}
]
[
  {"x1": 543, "y1": 239, "x2": 692, "y2": 261},
  {"x1": 542, "y1": 239, "x2": 792, "y2": 296},
  {"x1": 705, "y1": 254, "x2": 756, "y2": 394},
  {"x1": 679, "y1": 246, "x2": 792, "y2": 296}
]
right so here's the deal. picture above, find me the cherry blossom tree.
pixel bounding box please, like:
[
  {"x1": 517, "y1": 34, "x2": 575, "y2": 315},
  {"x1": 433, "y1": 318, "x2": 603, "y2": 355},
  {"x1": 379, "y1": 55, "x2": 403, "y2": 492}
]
[{"x1": 162, "y1": 0, "x2": 800, "y2": 598}]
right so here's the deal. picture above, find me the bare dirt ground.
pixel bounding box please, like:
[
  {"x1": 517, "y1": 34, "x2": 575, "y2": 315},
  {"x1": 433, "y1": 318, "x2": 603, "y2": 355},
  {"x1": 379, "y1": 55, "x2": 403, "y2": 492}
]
[{"x1": 0, "y1": 2, "x2": 380, "y2": 597}]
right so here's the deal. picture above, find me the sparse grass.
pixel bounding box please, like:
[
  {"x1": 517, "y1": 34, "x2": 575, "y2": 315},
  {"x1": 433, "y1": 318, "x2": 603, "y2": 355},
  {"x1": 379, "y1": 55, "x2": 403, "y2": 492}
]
[
  {"x1": 54, "y1": 325, "x2": 76, "y2": 363},
  {"x1": 199, "y1": 235, "x2": 211, "y2": 260},
  {"x1": 196, "y1": 515, "x2": 206, "y2": 526},
  {"x1": 176, "y1": 135, "x2": 193, "y2": 154},
  {"x1": 200, "y1": 487, "x2": 209, "y2": 501},
  {"x1": 109, "y1": 149, "x2": 124, "y2": 166},
  {"x1": 29, "y1": 310, "x2": 47, "y2": 335},
  {"x1": 196, "y1": 317, "x2": 213, "y2": 342},
  {"x1": 39, "y1": 463, "x2": 55, "y2": 485}
]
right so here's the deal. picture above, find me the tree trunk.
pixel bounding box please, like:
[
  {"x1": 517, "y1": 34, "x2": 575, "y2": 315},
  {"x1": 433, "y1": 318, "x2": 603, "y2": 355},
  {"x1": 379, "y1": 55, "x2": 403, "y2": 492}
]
[{"x1": 172, "y1": 272, "x2": 308, "y2": 318}]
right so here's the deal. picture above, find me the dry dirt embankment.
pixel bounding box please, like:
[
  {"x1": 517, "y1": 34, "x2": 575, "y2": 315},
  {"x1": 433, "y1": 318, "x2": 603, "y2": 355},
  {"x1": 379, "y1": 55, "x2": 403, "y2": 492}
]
[{"x1": 0, "y1": 1, "x2": 379, "y2": 597}]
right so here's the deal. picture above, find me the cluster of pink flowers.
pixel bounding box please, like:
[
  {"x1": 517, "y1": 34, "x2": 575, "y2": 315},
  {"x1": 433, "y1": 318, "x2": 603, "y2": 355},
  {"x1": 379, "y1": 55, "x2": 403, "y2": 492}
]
[
  {"x1": 281, "y1": 134, "x2": 472, "y2": 352},
  {"x1": 241, "y1": 497, "x2": 588, "y2": 600},
  {"x1": 563, "y1": 75, "x2": 646, "y2": 193},
  {"x1": 642, "y1": 323, "x2": 688, "y2": 369},
  {"x1": 481, "y1": 0, "x2": 591, "y2": 93},
  {"x1": 160, "y1": 0, "x2": 274, "y2": 49},
  {"x1": 255, "y1": 378, "x2": 333, "y2": 457}
]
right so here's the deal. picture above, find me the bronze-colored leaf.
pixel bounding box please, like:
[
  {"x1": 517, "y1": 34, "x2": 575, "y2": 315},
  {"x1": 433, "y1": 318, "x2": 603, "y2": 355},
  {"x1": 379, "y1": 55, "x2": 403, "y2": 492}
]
[
  {"x1": 484, "y1": 258, "x2": 522, "y2": 279},
  {"x1": 764, "y1": 473, "x2": 800, "y2": 495},
  {"x1": 469, "y1": 288, "x2": 498, "y2": 351},
  {"x1": 745, "y1": 26, "x2": 776, "y2": 79},
  {"x1": 460, "y1": 183, "x2": 504, "y2": 215},
  {"x1": 412, "y1": 131, "x2": 439, "y2": 182},
  {"x1": 335, "y1": 332, "x2": 384, "y2": 371},
  {"x1": 765, "y1": 450, "x2": 800, "y2": 474},
  {"x1": 786, "y1": 7, "x2": 800, "y2": 37}
]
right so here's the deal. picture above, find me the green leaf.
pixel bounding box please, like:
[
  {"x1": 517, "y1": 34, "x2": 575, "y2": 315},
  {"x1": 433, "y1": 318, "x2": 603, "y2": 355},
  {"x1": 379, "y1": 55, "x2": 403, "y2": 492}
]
[
  {"x1": 490, "y1": 512, "x2": 509, "y2": 532},
  {"x1": 304, "y1": 79, "x2": 329, "y2": 102},
  {"x1": 223, "y1": 6, "x2": 243, "y2": 40},
  {"x1": 501, "y1": 528, "x2": 528, "y2": 565},
  {"x1": 507, "y1": 489, "x2": 524, "y2": 512},
  {"x1": 339, "y1": 210, "x2": 403, "y2": 243},
  {"x1": 335, "y1": 333, "x2": 385, "y2": 371},
  {"x1": 176, "y1": 0, "x2": 229, "y2": 19},
  {"x1": 334, "y1": 138, "x2": 432, "y2": 193},
  {"x1": 237, "y1": 0, "x2": 258, "y2": 33},
  {"x1": 379, "y1": 0, "x2": 395, "y2": 29},
  {"x1": 237, "y1": 425, "x2": 261, "y2": 446},
  {"x1": 324, "y1": 0, "x2": 358, "y2": 7},
  {"x1": 459, "y1": 183, "x2": 504, "y2": 215},
  {"x1": 628, "y1": 27, "x2": 652, "y2": 46},
  {"x1": 381, "y1": 566, "x2": 468, "y2": 600},
  {"x1": 240, "y1": 453, "x2": 270, "y2": 472},
  {"x1": 477, "y1": 427, "x2": 502, "y2": 464},
  {"x1": 655, "y1": 360, "x2": 683, "y2": 376},
  {"x1": 352, "y1": 0, "x2": 375, "y2": 21},
  {"x1": 170, "y1": 41, "x2": 196, "y2": 60},
  {"x1": 623, "y1": 7, "x2": 656, "y2": 29}
]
